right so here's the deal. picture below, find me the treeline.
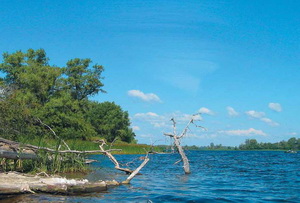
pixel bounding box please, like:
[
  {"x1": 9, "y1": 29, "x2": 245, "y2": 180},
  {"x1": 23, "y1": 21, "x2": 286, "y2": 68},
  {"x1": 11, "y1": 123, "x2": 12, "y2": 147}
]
[
  {"x1": 184, "y1": 137, "x2": 300, "y2": 151},
  {"x1": 239, "y1": 138, "x2": 300, "y2": 150},
  {"x1": 0, "y1": 49, "x2": 135, "y2": 143}
]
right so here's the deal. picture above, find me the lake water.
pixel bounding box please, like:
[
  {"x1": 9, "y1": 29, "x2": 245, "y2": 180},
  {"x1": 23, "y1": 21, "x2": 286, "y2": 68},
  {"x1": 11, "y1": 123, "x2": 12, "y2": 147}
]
[{"x1": 4, "y1": 151, "x2": 300, "y2": 202}]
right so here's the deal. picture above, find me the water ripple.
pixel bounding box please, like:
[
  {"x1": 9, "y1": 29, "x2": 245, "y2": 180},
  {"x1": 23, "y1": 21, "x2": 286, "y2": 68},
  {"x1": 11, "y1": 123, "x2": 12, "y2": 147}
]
[{"x1": 4, "y1": 151, "x2": 300, "y2": 202}]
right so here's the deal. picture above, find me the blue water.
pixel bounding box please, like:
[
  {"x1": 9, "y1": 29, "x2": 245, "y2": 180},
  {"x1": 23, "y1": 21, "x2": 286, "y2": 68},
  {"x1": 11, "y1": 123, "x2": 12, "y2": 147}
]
[{"x1": 5, "y1": 151, "x2": 300, "y2": 202}]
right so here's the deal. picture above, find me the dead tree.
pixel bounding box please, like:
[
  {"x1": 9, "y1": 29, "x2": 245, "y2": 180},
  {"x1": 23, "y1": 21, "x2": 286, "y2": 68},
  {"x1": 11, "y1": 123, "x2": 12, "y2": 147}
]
[
  {"x1": 96, "y1": 139, "x2": 149, "y2": 184},
  {"x1": 164, "y1": 114, "x2": 205, "y2": 174}
]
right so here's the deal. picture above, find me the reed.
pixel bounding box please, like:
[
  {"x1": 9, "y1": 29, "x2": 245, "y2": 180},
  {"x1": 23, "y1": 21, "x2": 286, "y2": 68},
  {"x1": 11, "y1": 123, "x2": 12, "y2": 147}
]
[{"x1": 0, "y1": 137, "x2": 166, "y2": 174}]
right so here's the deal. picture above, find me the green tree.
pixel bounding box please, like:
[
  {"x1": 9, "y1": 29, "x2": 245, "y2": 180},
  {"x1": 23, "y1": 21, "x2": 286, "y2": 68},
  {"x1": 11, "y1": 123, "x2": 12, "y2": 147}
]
[
  {"x1": 63, "y1": 58, "x2": 105, "y2": 101},
  {"x1": 0, "y1": 49, "x2": 136, "y2": 144},
  {"x1": 0, "y1": 49, "x2": 61, "y2": 105},
  {"x1": 87, "y1": 101, "x2": 135, "y2": 143},
  {"x1": 287, "y1": 137, "x2": 297, "y2": 149},
  {"x1": 37, "y1": 94, "x2": 97, "y2": 140}
]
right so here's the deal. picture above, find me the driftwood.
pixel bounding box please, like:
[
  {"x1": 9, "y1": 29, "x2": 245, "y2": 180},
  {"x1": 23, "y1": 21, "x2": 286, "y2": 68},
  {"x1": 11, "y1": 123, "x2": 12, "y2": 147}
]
[
  {"x1": 96, "y1": 139, "x2": 149, "y2": 183},
  {"x1": 97, "y1": 139, "x2": 137, "y2": 174},
  {"x1": 122, "y1": 153, "x2": 149, "y2": 184},
  {"x1": 0, "y1": 172, "x2": 109, "y2": 195},
  {"x1": 164, "y1": 114, "x2": 205, "y2": 174},
  {"x1": 0, "y1": 137, "x2": 121, "y2": 160},
  {"x1": 0, "y1": 150, "x2": 37, "y2": 160},
  {"x1": 0, "y1": 137, "x2": 149, "y2": 184}
]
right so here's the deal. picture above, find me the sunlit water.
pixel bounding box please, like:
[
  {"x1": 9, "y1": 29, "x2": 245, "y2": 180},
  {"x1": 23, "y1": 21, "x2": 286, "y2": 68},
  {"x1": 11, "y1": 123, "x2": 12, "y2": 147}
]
[{"x1": 4, "y1": 151, "x2": 300, "y2": 202}]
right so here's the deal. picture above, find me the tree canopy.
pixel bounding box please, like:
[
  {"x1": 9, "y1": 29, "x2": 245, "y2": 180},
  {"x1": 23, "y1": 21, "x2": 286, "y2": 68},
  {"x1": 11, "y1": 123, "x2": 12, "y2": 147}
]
[{"x1": 0, "y1": 49, "x2": 135, "y2": 143}]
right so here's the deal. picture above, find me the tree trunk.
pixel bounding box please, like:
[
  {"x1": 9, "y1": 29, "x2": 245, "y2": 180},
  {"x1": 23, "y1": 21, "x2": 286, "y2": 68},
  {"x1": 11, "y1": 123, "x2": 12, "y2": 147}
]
[{"x1": 174, "y1": 138, "x2": 190, "y2": 174}]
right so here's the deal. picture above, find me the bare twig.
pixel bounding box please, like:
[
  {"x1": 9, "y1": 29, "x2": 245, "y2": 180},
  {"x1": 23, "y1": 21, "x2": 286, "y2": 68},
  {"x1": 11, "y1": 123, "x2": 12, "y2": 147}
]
[
  {"x1": 109, "y1": 137, "x2": 118, "y2": 150},
  {"x1": 170, "y1": 118, "x2": 176, "y2": 135},
  {"x1": 36, "y1": 118, "x2": 70, "y2": 150},
  {"x1": 174, "y1": 159, "x2": 182, "y2": 165}
]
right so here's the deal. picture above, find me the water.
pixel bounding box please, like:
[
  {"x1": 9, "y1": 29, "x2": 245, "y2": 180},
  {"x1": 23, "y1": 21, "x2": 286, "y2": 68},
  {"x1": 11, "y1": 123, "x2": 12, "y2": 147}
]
[{"x1": 4, "y1": 151, "x2": 300, "y2": 202}]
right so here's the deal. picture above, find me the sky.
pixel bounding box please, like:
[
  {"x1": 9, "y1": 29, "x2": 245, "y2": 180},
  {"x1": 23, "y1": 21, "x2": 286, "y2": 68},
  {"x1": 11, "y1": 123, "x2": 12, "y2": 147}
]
[{"x1": 1, "y1": 0, "x2": 300, "y2": 146}]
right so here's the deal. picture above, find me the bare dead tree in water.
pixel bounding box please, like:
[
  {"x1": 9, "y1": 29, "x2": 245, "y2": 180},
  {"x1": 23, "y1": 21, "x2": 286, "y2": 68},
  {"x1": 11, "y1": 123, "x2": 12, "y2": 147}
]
[{"x1": 164, "y1": 114, "x2": 206, "y2": 174}]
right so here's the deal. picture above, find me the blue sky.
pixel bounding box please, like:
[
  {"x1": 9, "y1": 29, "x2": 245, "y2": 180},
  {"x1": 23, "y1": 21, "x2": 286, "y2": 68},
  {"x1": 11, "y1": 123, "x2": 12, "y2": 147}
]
[{"x1": 1, "y1": 0, "x2": 300, "y2": 146}]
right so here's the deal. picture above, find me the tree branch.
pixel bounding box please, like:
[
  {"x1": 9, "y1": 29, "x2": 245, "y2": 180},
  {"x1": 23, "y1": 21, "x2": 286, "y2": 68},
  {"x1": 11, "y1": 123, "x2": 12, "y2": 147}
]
[{"x1": 36, "y1": 118, "x2": 71, "y2": 150}]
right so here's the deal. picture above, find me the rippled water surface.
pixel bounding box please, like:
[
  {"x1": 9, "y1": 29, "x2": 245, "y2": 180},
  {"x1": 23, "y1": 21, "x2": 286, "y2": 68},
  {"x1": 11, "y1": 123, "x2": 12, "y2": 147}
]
[{"x1": 5, "y1": 151, "x2": 300, "y2": 202}]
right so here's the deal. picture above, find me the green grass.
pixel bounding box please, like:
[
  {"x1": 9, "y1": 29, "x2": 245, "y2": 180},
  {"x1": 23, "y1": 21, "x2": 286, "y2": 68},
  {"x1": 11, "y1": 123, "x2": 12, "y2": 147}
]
[
  {"x1": 0, "y1": 136, "x2": 166, "y2": 174},
  {"x1": 21, "y1": 138, "x2": 166, "y2": 154}
]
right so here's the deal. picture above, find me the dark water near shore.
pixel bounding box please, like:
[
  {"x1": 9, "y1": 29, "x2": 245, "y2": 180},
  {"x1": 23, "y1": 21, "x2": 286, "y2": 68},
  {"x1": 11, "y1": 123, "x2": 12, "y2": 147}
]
[{"x1": 5, "y1": 151, "x2": 300, "y2": 202}]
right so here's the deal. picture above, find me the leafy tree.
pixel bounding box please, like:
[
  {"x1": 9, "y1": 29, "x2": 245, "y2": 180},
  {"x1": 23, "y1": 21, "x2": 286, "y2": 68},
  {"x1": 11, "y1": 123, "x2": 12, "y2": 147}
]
[
  {"x1": 0, "y1": 93, "x2": 35, "y2": 140},
  {"x1": 0, "y1": 49, "x2": 61, "y2": 105},
  {"x1": 88, "y1": 101, "x2": 135, "y2": 143},
  {"x1": 63, "y1": 58, "x2": 105, "y2": 101},
  {"x1": 0, "y1": 49, "x2": 136, "y2": 143},
  {"x1": 37, "y1": 94, "x2": 97, "y2": 140}
]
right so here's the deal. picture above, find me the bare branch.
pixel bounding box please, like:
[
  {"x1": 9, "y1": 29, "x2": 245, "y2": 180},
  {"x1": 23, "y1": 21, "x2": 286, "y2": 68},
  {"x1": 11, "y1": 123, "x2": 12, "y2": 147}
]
[
  {"x1": 178, "y1": 118, "x2": 194, "y2": 138},
  {"x1": 170, "y1": 118, "x2": 176, "y2": 135},
  {"x1": 174, "y1": 159, "x2": 182, "y2": 165},
  {"x1": 122, "y1": 152, "x2": 150, "y2": 184},
  {"x1": 164, "y1": 133, "x2": 175, "y2": 137},
  {"x1": 36, "y1": 118, "x2": 71, "y2": 150},
  {"x1": 109, "y1": 137, "x2": 118, "y2": 150},
  {"x1": 192, "y1": 121, "x2": 207, "y2": 131}
]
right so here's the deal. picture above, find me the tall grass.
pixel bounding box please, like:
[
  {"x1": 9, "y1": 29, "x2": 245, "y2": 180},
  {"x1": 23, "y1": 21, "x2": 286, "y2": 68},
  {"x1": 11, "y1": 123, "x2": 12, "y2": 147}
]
[
  {"x1": 0, "y1": 137, "x2": 166, "y2": 174},
  {"x1": 23, "y1": 138, "x2": 166, "y2": 154}
]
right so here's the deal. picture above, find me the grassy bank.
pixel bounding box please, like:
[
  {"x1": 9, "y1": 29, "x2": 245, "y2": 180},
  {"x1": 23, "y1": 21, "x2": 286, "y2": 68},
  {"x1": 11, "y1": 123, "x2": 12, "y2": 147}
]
[
  {"x1": 18, "y1": 137, "x2": 166, "y2": 154},
  {"x1": 1, "y1": 138, "x2": 165, "y2": 174}
]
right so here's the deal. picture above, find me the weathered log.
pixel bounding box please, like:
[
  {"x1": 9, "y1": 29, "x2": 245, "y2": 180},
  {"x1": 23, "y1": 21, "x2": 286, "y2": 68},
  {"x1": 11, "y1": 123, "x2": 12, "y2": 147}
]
[
  {"x1": 96, "y1": 139, "x2": 141, "y2": 175},
  {"x1": 84, "y1": 159, "x2": 98, "y2": 164},
  {"x1": 95, "y1": 139, "x2": 147, "y2": 180},
  {"x1": 0, "y1": 150, "x2": 37, "y2": 160},
  {"x1": 0, "y1": 172, "x2": 107, "y2": 195}
]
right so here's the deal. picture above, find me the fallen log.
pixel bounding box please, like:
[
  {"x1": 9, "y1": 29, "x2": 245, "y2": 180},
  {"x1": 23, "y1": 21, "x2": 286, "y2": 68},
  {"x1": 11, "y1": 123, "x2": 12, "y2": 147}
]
[
  {"x1": 0, "y1": 137, "x2": 121, "y2": 160},
  {"x1": 0, "y1": 150, "x2": 37, "y2": 160},
  {"x1": 0, "y1": 172, "x2": 109, "y2": 195}
]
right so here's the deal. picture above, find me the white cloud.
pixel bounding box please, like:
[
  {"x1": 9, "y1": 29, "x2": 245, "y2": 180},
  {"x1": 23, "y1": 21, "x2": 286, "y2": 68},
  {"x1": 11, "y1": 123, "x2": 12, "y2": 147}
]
[
  {"x1": 128, "y1": 90, "x2": 161, "y2": 102},
  {"x1": 219, "y1": 128, "x2": 267, "y2": 136},
  {"x1": 173, "y1": 113, "x2": 203, "y2": 122},
  {"x1": 132, "y1": 126, "x2": 140, "y2": 131},
  {"x1": 198, "y1": 107, "x2": 214, "y2": 115},
  {"x1": 227, "y1": 106, "x2": 239, "y2": 117},
  {"x1": 134, "y1": 112, "x2": 167, "y2": 128},
  {"x1": 246, "y1": 110, "x2": 279, "y2": 127},
  {"x1": 268, "y1": 103, "x2": 282, "y2": 112},
  {"x1": 133, "y1": 111, "x2": 204, "y2": 129},
  {"x1": 246, "y1": 110, "x2": 265, "y2": 119},
  {"x1": 260, "y1": 118, "x2": 279, "y2": 126},
  {"x1": 134, "y1": 112, "x2": 159, "y2": 118}
]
